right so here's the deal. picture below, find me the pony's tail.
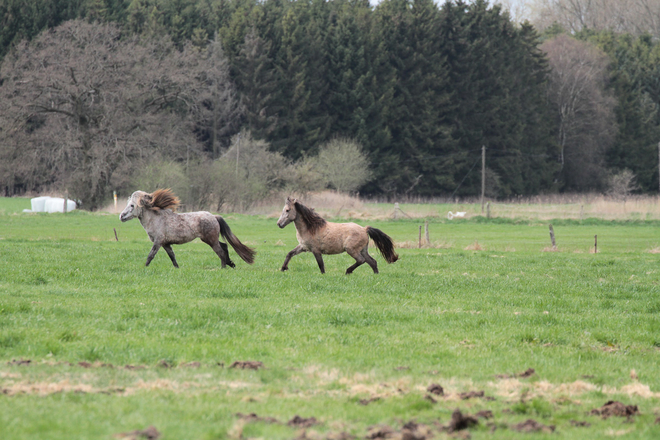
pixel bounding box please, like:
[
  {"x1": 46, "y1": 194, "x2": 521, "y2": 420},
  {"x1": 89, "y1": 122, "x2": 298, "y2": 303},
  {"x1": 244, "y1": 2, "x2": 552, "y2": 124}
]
[
  {"x1": 366, "y1": 227, "x2": 399, "y2": 264},
  {"x1": 216, "y1": 216, "x2": 256, "y2": 264}
]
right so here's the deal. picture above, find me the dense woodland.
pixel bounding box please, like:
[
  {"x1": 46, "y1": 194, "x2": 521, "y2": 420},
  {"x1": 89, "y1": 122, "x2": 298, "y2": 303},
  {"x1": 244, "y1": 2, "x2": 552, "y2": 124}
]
[{"x1": 0, "y1": 0, "x2": 659, "y2": 209}]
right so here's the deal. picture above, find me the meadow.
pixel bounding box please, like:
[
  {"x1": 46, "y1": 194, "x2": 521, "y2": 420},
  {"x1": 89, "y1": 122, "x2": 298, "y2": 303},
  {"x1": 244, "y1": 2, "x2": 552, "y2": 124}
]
[{"x1": 1, "y1": 196, "x2": 660, "y2": 439}]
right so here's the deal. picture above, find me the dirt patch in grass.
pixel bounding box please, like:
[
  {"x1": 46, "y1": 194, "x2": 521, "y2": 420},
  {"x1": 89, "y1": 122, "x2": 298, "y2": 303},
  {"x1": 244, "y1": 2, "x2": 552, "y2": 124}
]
[
  {"x1": 474, "y1": 410, "x2": 493, "y2": 419},
  {"x1": 459, "y1": 390, "x2": 489, "y2": 400},
  {"x1": 7, "y1": 359, "x2": 31, "y2": 366},
  {"x1": 114, "y1": 426, "x2": 160, "y2": 440},
  {"x1": 495, "y1": 368, "x2": 535, "y2": 379},
  {"x1": 230, "y1": 360, "x2": 263, "y2": 370},
  {"x1": 446, "y1": 409, "x2": 479, "y2": 432},
  {"x1": 288, "y1": 415, "x2": 319, "y2": 428},
  {"x1": 124, "y1": 365, "x2": 146, "y2": 370},
  {"x1": 359, "y1": 397, "x2": 381, "y2": 405},
  {"x1": 236, "y1": 412, "x2": 279, "y2": 424},
  {"x1": 365, "y1": 425, "x2": 395, "y2": 439},
  {"x1": 426, "y1": 383, "x2": 444, "y2": 395},
  {"x1": 512, "y1": 419, "x2": 555, "y2": 433},
  {"x1": 591, "y1": 401, "x2": 639, "y2": 419}
]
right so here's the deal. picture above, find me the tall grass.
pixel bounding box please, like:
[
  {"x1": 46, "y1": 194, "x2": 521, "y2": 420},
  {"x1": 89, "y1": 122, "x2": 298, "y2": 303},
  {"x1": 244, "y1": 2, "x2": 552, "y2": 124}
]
[{"x1": 257, "y1": 191, "x2": 660, "y2": 221}]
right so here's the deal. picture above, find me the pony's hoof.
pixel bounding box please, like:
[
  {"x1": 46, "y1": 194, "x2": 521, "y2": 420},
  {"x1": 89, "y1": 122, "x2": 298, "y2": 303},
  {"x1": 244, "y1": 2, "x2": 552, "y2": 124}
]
[{"x1": 280, "y1": 267, "x2": 288, "y2": 272}]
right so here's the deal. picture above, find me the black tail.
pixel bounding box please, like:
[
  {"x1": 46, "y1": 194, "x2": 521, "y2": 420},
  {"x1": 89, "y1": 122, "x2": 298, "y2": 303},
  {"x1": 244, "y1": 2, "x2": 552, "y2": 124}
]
[
  {"x1": 216, "y1": 216, "x2": 256, "y2": 264},
  {"x1": 366, "y1": 227, "x2": 399, "y2": 264}
]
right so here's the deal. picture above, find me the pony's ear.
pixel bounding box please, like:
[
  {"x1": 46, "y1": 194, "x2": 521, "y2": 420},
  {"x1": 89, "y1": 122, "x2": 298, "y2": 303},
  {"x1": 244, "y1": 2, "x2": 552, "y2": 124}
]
[{"x1": 141, "y1": 193, "x2": 153, "y2": 208}]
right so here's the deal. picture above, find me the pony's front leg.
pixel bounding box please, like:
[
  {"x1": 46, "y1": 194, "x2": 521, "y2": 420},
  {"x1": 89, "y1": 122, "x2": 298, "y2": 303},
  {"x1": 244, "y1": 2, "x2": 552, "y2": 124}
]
[
  {"x1": 145, "y1": 243, "x2": 162, "y2": 267},
  {"x1": 163, "y1": 244, "x2": 179, "y2": 268},
  {"x1": 313, "y1": 252, "x2": 325, "y2": 274},
  {"x1": 281, "y1": 245, "x2": 305, "y2": 271}
]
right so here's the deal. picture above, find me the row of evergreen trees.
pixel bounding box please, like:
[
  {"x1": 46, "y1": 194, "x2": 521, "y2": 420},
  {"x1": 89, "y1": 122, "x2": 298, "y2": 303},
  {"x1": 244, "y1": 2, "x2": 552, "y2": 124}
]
[{"x1": 1, "y1": 0, "x2": 659, "y2": 197}]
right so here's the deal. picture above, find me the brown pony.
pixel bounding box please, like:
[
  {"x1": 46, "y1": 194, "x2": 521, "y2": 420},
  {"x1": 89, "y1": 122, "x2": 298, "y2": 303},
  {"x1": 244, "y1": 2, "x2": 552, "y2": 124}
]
[
  {"x1": 120, "y1": 189, "x2": 255, "y2": 268},
  {"x1": 277, "y1": 197, "x2": 398, "y2": 274}
]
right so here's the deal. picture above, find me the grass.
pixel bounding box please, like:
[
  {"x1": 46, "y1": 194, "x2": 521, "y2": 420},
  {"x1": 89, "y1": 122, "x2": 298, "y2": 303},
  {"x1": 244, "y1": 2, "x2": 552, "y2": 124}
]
[{"x1": 1, "y1": 197, "x2": 660, "y2": 439}]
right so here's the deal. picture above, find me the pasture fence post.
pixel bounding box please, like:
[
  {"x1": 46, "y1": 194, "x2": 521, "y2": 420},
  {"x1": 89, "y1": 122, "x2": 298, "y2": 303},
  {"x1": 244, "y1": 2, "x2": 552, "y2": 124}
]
[
  {"x1": 594, "y1": 235, "x2": 598, "y2": 254},
  {"x1": 418, "y1": 225, "x2": 422, "y2": 248},
  {"x1": 580, "y1": 204, "x2": 584, "y2": 221},
  {"x1": 424, "y1": 221, "x2": 430, "y2": 246},
  {"x1": 113, "y1": 228, "x2": 119, "y2": 242},
  {"x1": 549, "y1": 224, "x2": 556, "y2": 250},
  {"x1": 486, "y1": 202, "x2": 491, "y2": 219},
  {"x1": 481, "y1": 145, "x2": 486, "y2": 214}
]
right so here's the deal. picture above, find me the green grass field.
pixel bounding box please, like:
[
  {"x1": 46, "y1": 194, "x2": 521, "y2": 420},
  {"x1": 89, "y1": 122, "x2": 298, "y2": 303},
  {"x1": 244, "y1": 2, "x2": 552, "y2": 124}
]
[{"x1": 1, "y1": 197, "x2": 660, "y2": 439}]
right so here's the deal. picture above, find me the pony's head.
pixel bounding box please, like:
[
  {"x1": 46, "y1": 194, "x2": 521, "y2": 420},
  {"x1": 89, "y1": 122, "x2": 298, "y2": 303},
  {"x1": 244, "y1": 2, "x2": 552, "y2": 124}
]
[
  {"x1": 277, "y1": 197, "x2": 327, "y2": 234},
  {"x1": 277, "y1": 196, "x2": 297, "y2": 228},
  {"x1": 120, "y1": 189, "x2": 180, "y2": 222}
]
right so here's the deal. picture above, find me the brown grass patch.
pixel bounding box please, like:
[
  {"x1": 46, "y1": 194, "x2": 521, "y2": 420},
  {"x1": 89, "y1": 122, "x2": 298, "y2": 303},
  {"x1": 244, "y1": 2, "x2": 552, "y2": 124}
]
[
  {"x1": 647, "y1": 247, "x2": 660, "y2": 254},
  {"x1": 1, "y1": 380, "x2": 96, "y2": 396},
  {"x1": 490, "y1": 378, "x2": 660, "y2": 401},
  {"x1": 396, "y1": 240, "x2": 453, "y2": 249},
  {"x1": 464, "y1": 240, "x2": 484, "y2": 251},
  {"x1": 542, "y1": 246, "x2": 559, "y2": 252}
]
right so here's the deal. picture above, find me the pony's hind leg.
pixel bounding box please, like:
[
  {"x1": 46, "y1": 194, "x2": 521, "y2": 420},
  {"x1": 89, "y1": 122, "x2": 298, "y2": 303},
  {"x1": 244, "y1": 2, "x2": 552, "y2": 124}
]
[
  {"x1": 362, "y1": 248, "x2": 379, "y2": 274},
  {"x1": 345, "y1": 248, "x2": 367, "y2": 275},
  {"x1": 219, "y1": 242, "x2": 236, "y2": 268},
  {"x1": 204, "y1": 239, "x2": 234, "y2": 268},
  {"x1": 163, "y1": 244, "x2": 179, "y2": 268}
]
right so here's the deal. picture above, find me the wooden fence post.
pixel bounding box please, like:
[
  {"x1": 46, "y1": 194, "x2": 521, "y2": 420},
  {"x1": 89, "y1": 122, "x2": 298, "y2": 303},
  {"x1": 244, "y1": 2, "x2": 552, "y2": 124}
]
[
  {"x1": 424, "y1": 221, "x2": 430, "y2": 246},
  {"x1": 418, "y1": 225, "x2": 422, "y2": 248},
  {"x1": 549, "y1": 224, "x2": 556, "y2": 250}
]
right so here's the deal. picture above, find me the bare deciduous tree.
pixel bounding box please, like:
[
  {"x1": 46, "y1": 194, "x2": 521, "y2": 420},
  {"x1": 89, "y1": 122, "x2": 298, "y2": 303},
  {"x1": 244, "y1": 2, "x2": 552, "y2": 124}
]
[
  {"x1": 607, "y1": 168, "x2": 639, "y2": 205},
  {"x1": 0, "y1": 20, "x2": 240, "y2": 208},
  {"x1": 315, "y1": 138, "x2": 372, "y2": 194},
  {"x1": 541, "y1": 35, "x2": 617, "y2": 190},
  {"x1": 214, "y1": 131, "x2": 289, "y2": 211},
  {"x1": 532, "y1": 0, "x2": 660, "y2": 38}
]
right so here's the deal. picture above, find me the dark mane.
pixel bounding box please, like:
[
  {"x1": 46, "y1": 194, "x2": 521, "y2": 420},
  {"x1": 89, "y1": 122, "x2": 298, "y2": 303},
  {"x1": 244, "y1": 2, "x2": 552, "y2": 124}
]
[
  {"x1": 294, "y1": 201, "x2": 327, "y2": 235},
  {"x1": 146, "y1": 188, "x2": 180, "y2": 211}
]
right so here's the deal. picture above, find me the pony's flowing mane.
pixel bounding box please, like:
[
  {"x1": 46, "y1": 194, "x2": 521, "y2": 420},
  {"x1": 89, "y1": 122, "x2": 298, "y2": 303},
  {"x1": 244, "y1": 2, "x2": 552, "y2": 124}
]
[
  {"x1": 294, "y1": 200, "x2": 327, "y2": 235},
  {"x1": 144, "y1": 189, "x2": 180, "y2": 211}
]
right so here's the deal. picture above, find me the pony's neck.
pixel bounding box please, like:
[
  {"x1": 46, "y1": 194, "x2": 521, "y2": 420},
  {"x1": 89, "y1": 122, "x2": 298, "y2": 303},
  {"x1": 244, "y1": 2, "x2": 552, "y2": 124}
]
[
  {"x1": 138, "y1": 208, "x2": 159, "y2": 230},
  {"x1": 293, "y1": 215, "x2": 311, "y2": 235}
]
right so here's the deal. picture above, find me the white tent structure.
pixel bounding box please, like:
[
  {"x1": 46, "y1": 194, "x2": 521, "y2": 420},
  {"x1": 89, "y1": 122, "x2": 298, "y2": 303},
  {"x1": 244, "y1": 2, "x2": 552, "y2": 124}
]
[{"x1": 27, "y1": 196, "x2": 77, "y2": 213}]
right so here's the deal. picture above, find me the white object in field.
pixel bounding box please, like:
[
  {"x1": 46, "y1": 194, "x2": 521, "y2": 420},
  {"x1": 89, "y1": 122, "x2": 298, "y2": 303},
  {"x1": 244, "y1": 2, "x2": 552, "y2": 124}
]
[
  {"x1": 30, "y1": 196, "x2": 77, "y2": 213},
  {"x1": 44, "y1": 197, "x2": 77, "y2": 213},
  {"x1": 30, "y1": 196, "x2": 50, "y2": 212},
  {"x1": 447, "y1": 211, "x2": 466, "y2": 220}
]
